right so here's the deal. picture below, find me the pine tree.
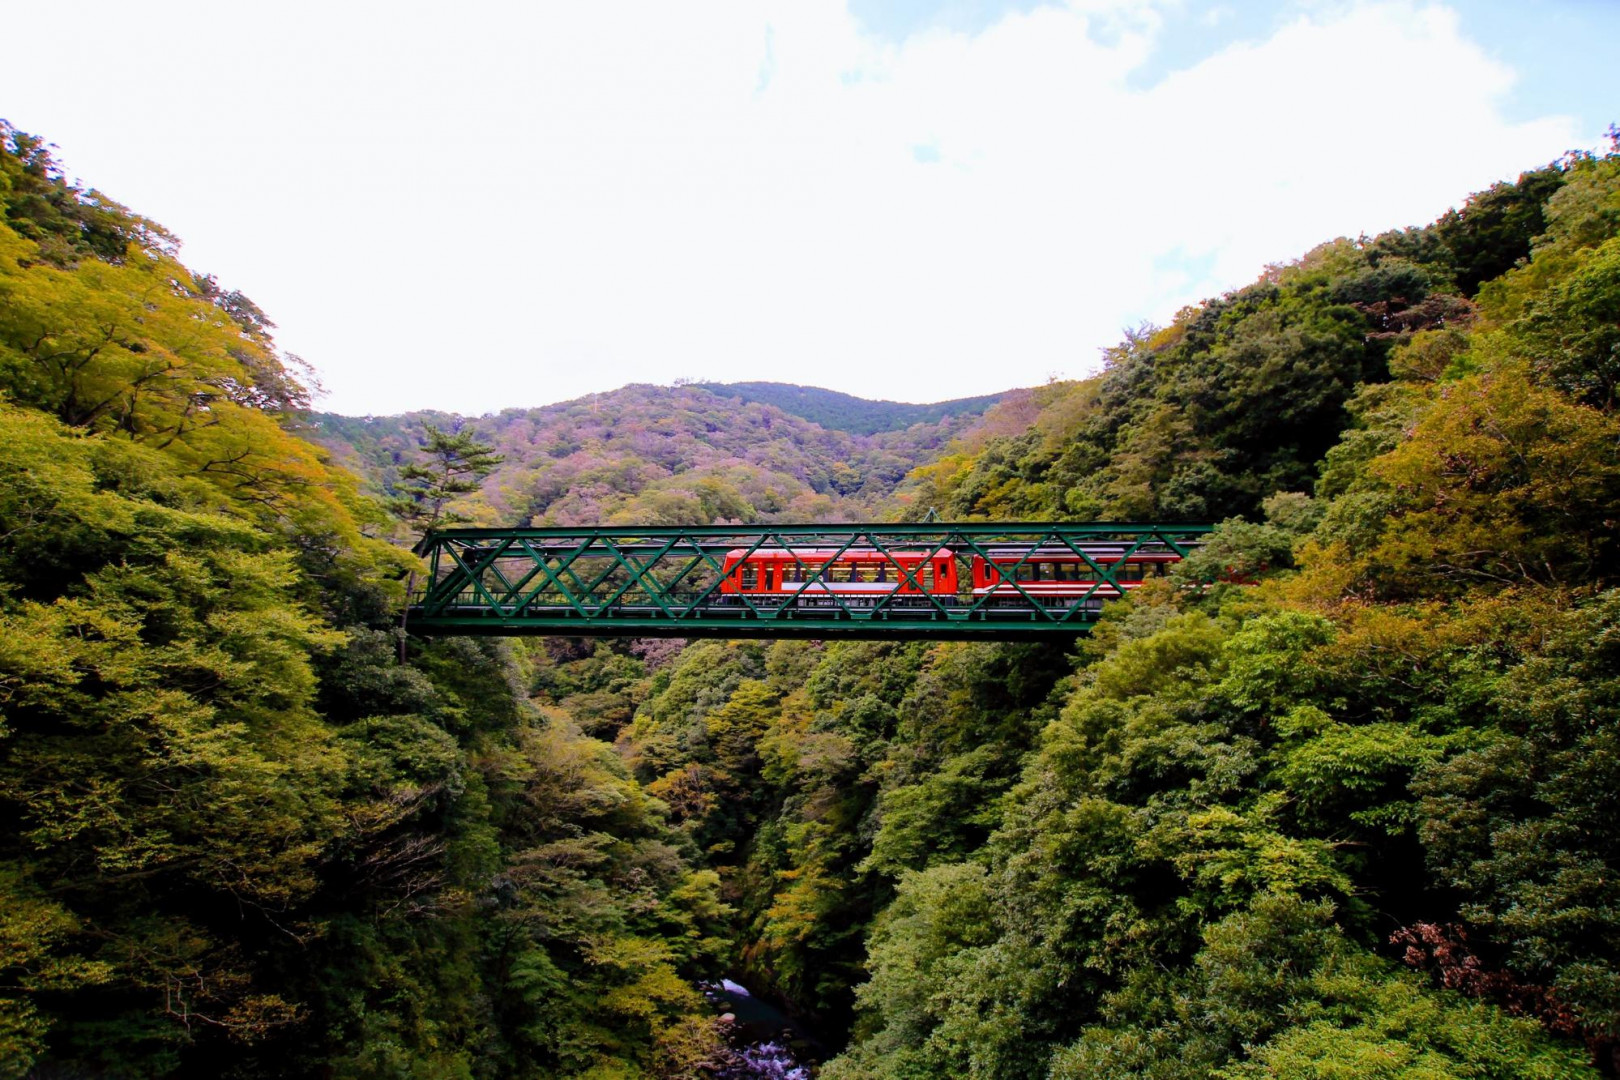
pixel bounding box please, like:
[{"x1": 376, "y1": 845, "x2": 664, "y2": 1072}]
[
  {"x1": 390, "y1": 424, "x2": 503, "y2": 659},
  {"x1": 387, "y1": 423, "x2": 504, "y2": 532}
]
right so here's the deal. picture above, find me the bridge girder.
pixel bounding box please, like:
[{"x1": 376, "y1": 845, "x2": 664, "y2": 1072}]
[{"x1": 406, "y1": 522, "x2": 1213, "y2": 641}]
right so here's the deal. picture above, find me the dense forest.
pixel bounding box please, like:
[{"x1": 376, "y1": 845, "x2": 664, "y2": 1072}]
[{"x1": 3, "y1": 115, "x2": 1620, "y2": 1080}]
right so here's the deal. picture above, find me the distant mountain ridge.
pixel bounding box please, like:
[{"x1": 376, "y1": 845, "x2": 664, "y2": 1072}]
[{"x1": 692, "y1": 381, "x2": 1010, "y2": 435}]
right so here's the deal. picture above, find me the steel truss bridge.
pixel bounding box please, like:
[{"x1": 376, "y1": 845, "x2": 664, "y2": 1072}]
[{"x1": 406, "y1": 523, "x2": 1212, "y2": 641}]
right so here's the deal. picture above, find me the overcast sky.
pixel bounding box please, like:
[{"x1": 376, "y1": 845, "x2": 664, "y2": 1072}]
[{"x1": 3, "y1": 1, "x2": 1614, "y2": 416}]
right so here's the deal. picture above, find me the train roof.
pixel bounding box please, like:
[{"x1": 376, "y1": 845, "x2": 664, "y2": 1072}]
[
  {"x1": 724, "y1": 547, "x2": 948, "y2": 559},
  {"x1": 721, "y1": 544, "x2": 1189, "y2": 559},
  {"x1": 979, "y1": 546, "x2": 1185, "y2": 559}
]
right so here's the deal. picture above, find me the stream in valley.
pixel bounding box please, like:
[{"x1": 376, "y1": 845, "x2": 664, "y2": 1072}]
[{"x1": 707, "y1": 978, "x2": 825, "y2": 1078}]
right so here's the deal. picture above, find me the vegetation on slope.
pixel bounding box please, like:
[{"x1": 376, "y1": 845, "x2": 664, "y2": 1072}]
[
  {"x1": 904, "y1": 160, "x2": 1568, "y2": 524},
  {"x1": 310, "y1": 384, "x2": 997, "y2": 528},
  {"x1": 0, "y1": 122, "x2": 733, "y2": 1079}
]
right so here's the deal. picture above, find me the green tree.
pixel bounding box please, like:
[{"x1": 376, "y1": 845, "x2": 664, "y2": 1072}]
[
  {"x1": 389, "y1": 424, "x2": 503, "y2": 659},
  {"x1": 387, "y1": 423, "x2": 504, "y2": 532}
]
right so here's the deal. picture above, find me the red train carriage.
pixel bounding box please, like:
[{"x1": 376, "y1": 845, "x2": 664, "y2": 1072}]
[
  {"x1": 720, "y1": 544, "x2": 1187, "y2": 611},
  {"x1": 719, "y1": 548, "x2": 956, "y2": 606},
  {"x1": 970, "y1": 545, "x2": 1178, "y2": 607}
]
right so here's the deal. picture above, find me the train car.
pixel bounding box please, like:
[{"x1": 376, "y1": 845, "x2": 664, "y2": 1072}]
[
  {"x1": 718, "y1": 547, "x2": 957, "y2": 606},
  {"x1": 971, "y1": 545, "x2": 1181, "y2": 606},
  {"x1": 719, "y1": 543, "x2": 1190, "y2": 610}
]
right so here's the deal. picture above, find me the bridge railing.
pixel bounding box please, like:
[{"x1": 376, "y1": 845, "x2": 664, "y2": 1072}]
[{"x1": 406, "y1": 522, "x2": 1213, "y2": 639}]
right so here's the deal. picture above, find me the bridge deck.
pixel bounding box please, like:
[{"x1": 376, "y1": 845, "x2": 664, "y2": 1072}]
[{"x1": 406, "y1": 522, "x2": 1212, "y2": 640}]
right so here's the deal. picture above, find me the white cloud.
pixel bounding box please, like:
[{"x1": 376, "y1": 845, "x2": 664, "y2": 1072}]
[{"x1": 0, "y1": 1, "x2": 1590, "y2": 414}]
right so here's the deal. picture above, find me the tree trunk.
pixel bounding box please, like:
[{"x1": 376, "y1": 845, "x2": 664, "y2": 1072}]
[{"x1": 399, "y1": 568, "x2": 418, "y2": 664}]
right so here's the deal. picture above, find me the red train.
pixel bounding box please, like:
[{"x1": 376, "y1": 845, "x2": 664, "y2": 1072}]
[{"x1": 717, "y1": 545, "x2": 1179, "y2": 608}]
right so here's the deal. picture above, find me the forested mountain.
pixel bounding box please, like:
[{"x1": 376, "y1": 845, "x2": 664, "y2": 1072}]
[
  {"x1": 689, "y1": 383, "x2": 1009, "y2": 437},
  {"x1": 4, "y1": 113, "x2": 1620, "y2": 1080},
  {"x1": 308, "y1": 385, "x2": 1016, "y2": 526}
]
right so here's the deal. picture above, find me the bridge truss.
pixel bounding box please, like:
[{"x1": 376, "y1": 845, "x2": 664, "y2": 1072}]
[{"x1": 406, "y1": 522, "x2": 1212, "y2": 640}]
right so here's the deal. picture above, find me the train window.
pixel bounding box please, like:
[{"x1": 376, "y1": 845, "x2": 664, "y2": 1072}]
[
  {"x1": 1055, "y1": 562, "x2": 1078, "y2": 582},
  {"x1": 741, "y1": 567, "x2": 758, "y2": 590},
  {"x1": 1015, "y1": 563, "x2": 1034, "y2": 582},
  {"x1": 1116, "y1": 563, "x2": 1144, "y2": 582},
  {"x1": 857, "y1": 565, "x2": 880, "y2": 584},
  {"x1": 830, "y1": 564, "x2": 854, "y2": 583}
]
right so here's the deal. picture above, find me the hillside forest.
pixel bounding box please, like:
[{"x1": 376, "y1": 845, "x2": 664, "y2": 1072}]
[{"x1": 2, "y1": 117, "x2": 1620, "y2": 1079}]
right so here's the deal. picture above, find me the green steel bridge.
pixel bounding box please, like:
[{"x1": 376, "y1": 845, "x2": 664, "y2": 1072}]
[{"x1": 406, "y1": 522, "x2": 1213, "y2": 641}]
